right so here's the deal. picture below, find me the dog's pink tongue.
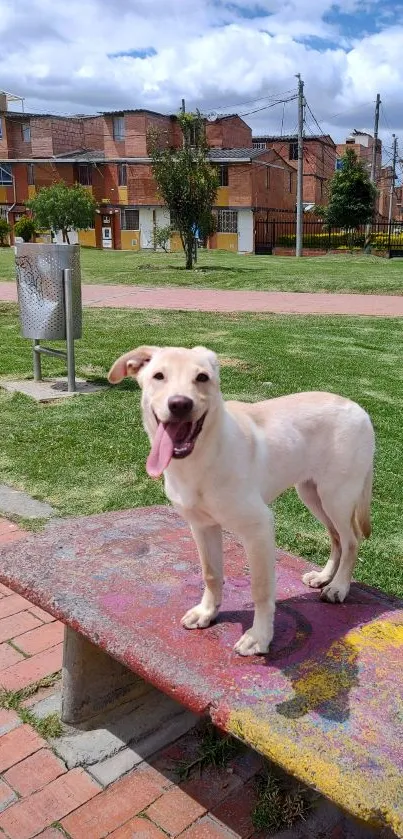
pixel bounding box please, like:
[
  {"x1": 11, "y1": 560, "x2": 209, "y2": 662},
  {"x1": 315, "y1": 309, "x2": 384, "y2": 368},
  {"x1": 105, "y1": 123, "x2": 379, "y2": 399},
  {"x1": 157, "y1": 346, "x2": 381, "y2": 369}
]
[{"x1": 146, "y1": 423, "x2": 174, "y2": 478}]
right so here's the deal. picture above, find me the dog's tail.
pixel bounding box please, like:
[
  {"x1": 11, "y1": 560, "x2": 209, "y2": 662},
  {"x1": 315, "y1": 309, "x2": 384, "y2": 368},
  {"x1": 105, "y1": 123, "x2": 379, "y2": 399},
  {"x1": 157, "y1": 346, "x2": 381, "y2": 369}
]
[{"x1": 354, "y1": 463, "x2": 373, "y2": 540}]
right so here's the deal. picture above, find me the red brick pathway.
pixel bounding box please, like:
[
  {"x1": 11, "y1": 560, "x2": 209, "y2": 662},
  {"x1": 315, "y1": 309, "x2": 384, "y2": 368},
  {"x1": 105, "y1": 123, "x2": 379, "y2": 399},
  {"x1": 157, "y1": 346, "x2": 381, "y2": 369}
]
[
  {"x1": 0, "y1": 519, "x2": 383, "y2": 838},
  {"x1": 2, "y1": 281, "x2": 403, "y2": 316}
]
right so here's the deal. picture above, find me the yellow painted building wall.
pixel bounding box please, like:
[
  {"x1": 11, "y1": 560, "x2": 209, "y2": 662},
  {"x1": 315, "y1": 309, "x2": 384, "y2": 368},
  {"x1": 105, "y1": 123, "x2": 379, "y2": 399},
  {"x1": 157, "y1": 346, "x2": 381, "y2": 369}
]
[
  {"x1": 28, "y1": 186, "x2": 36, "y2": 199},
  {"x1": 216, "y1": 187, "x2": 229, "y2": 207},
  {"x1": 78, "y1": 230, "x2": 97, "y2": 247},
  {"x1": 120, "y1": 230, "x2": 140, "y2": 251},
  {"x1": 215, "y1": 233, "x2": 238, "y2": 251},
  {"x1": 170, "y1": 233, "x2": 183, "y2": 252},
  {"x1": 0, "y1": 187, "x2": 7, "y2": 202},
  {"x1": 118, "y1": 187, "x2": 128, "y2": 204}
]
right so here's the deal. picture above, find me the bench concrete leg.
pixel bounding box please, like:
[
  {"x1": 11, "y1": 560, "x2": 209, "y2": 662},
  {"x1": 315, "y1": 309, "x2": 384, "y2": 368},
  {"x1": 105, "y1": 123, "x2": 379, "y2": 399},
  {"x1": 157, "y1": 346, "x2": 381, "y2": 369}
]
[{"x1": 61, "y1": 627, "x2": 150, "y2": 725}]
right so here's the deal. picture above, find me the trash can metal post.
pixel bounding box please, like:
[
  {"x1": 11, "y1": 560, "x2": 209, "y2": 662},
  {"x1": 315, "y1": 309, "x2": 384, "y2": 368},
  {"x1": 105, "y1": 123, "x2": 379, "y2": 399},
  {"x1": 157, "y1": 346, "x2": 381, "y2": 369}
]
[
  {"x1": 63, "y1": 268, "x2": 76, "y2": 393},
  {"x1": 33, "y1": 340, "x2": 42, "y2": 382}
]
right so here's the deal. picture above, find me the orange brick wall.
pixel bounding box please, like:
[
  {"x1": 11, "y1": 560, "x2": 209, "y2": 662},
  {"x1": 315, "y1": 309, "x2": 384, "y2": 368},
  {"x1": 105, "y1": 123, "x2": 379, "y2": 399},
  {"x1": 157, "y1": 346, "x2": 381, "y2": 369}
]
[
  {"x1": 83, "y1": 117, "x2": 105, "y2": 151},
  {"x1": 5, "y1": 120, "x2": 32, "y2": 158},
  {"x1": 30, "y1": 119, "x2": 53, "y2": 158},
  {"x1": 0, "y1": 116, "x2": 10, "y2": 159},
  {"x1": 127, "y1": 163, "x2": 160, "y2": 205},
  {"x1": 227, "y1": 164, "x2": 251, "y2": 206},
  {"x1": 51, "y1": 119, "x2": 83, "y2": 156},
  {"x1": 251, "y1": 151, "x2": 296, "y2": 212},
  {"x1": 206, "y1": 116, "x2": 252, "y2": 149}
]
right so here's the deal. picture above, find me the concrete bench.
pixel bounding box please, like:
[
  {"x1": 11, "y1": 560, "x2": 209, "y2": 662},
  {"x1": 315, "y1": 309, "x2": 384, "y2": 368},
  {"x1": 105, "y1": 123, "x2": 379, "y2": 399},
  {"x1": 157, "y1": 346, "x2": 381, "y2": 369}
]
[{"x1": 0, "y1": 506, "x2": 402, "y2": 836}]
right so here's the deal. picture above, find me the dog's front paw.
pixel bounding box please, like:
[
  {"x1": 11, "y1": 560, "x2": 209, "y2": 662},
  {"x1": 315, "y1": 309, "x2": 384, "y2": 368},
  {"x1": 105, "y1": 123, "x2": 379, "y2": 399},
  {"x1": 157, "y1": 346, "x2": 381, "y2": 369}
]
[
  {"x1": 181, "y1": 603, "x2": 219, "y2": 629},
  {"x1": 234, "y1": 628, "x2": 272, "y2": 656},
  {"x1": 320, "y1": 581, "x2": 349, "y2": 603},
  {"x1": 302, "y1": 569, "x2": 332, "y2": 589}
]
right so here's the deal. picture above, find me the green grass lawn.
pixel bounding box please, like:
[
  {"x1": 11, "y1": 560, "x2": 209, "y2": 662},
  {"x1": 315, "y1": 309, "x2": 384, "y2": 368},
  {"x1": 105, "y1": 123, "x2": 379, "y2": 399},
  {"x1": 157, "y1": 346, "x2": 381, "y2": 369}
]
[
  {"x1": 0, "y1": 302, "x2": 402, "y2": 597},
  {"x1": 1, "y1": 246, "x2": 402, "y2": 294}
]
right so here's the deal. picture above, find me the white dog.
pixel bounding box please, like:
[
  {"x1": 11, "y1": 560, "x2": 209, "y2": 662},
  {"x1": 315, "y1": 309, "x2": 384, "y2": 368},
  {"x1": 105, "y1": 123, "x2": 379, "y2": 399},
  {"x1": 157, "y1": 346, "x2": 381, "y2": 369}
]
[{"x1": 108, "y1": 345, "x2": 375, "y2": 657}]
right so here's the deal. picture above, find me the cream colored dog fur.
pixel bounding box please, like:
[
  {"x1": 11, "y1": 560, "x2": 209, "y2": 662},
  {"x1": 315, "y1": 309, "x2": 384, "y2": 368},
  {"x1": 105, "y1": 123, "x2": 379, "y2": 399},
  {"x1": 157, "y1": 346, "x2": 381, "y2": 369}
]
[{"x1": 108, "y1": 345, "x2": 375, "y2": 657}]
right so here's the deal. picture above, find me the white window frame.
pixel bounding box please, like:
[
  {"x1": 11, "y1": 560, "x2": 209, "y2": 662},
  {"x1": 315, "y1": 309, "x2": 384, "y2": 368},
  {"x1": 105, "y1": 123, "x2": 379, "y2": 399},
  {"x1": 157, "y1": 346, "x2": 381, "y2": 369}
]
[
  {"x1": 21, "y1": 122, "x2": 31, "y2": 142},
  {"x1": 216, "y1": 209, "x2": 238, "y2": 233},
  {"x1": 113, "y1": 116, "x2": 125, "y2": 141}
]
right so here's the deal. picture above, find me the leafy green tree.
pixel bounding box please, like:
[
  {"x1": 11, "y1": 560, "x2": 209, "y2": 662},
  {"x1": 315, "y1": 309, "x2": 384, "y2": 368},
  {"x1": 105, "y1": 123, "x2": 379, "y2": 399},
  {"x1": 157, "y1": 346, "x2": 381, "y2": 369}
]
[
  {"x1": 27, "y1": 181, "x2": 96, "y2": 244},
  {"x1": 149, "y1": 112, "x2": 218, "y2": 269},
  {"x1": 0, "y1": 218, "x2": 11, "y2": 246},
  {"x1": 324, "y1": 149, "x2": 376, "y2": 229},
  {"x1": 14, "y1": 216, "x2": 36, "y2": 242}
]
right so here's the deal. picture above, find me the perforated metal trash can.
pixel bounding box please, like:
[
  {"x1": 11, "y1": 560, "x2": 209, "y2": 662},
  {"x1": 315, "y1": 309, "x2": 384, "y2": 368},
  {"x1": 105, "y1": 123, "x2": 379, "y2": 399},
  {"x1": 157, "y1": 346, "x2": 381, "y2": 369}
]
[{"x1": 15, "y1": 243, "x2": 82, "y2": 340}]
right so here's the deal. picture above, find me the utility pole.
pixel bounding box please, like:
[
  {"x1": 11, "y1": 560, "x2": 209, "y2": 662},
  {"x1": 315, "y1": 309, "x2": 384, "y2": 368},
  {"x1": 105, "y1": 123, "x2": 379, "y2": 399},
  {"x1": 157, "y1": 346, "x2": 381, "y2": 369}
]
[
  {"x1": 388, "y1": 134, "x2": 398, "y2": 225},
  {"x1": 365, "y1": 93, "x2": 381, "y2": 247},
  {"x1": 370, "y1": 93, "x2": 381, "y2": 184},
  {"x1": 295, "y1": 74, "x2": 304, "y2": 257},
  {"x1": 181, "y1": 98, "x2": 186, "y2": 114}
]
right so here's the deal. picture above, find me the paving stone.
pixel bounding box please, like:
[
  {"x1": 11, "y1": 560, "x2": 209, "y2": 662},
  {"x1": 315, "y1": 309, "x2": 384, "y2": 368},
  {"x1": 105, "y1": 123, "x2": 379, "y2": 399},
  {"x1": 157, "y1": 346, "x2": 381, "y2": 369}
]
[
  {"x1": 0, "y1": 779, "x2": 18, "y2": 814},
  {"x1": 0, "y1": 485, "x2": 54, "y2": 519},
  {"x1": 62, "y1": 765, "x2": 166, "y2": 839},
  {"x1": 52, "y1": 687, "x2": 196, "y2": 770},
  {"x1": 0, "y1": 378, "x2": 106, "y2": 403},
  {"x1": 0, "y1": 708, "x2": 22, "y2": 736},
  {"x1": 89, "y1": 709, "x2": 197, "y2": 786}
]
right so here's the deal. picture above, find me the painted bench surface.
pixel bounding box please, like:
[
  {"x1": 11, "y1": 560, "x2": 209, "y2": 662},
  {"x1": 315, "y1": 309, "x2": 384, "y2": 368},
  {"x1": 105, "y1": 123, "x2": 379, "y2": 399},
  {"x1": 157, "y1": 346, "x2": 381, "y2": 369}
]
[{"x1": 0, "y1": 507, "x2": 402, "y2": 836}]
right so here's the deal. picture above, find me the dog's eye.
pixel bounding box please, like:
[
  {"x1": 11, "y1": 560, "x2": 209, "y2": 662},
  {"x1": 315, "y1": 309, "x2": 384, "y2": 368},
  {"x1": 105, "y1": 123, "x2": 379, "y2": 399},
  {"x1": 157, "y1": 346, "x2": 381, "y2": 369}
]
[
  {"x1": 153, "y1": 372, "x2": 164, "y2": 381},
  {"x1": 196, "y1": 373, "x2": 209, "y2": 383}
]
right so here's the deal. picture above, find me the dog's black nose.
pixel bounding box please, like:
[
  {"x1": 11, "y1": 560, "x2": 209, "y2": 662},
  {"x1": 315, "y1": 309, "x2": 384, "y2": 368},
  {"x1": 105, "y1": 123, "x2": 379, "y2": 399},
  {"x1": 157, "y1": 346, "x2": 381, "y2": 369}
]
[{"x1": 168, "y1": 395, "x2": 194, "y2": 419}]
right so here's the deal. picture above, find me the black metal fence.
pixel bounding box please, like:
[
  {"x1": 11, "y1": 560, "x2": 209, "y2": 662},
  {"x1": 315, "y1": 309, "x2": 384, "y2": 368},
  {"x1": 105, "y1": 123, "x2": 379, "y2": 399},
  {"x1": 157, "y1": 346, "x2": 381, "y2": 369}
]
[{"x1": 254, "y1": 219, "x2": 403, "y2": 255}]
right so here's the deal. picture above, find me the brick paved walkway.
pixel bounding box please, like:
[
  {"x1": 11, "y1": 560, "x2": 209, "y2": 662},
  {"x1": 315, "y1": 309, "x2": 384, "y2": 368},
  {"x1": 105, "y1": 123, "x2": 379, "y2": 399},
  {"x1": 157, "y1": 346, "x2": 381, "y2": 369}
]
[
  {"x1": 1, "y1": 281, "x2": 403, "y2": 316},
  {"x1": 0, "y1": 518, "x2": 389, "y2": 838}
]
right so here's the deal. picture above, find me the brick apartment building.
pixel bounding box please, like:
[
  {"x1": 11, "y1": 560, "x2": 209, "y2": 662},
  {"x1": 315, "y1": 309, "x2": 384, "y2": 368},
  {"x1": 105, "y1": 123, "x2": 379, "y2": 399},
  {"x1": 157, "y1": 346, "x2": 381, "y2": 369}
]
[
  {"x1": 0, "y1": 94, "x2": 297, "y2": 253},
  {"x1": 252, "y1": 134, "x2": 336, "y2": 206}
]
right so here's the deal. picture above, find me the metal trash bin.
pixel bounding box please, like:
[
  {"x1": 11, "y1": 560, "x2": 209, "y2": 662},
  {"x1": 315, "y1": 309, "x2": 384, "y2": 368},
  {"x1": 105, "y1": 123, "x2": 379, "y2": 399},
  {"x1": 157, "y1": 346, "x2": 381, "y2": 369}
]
[{"x1": 15, "y1": 243, "x2": 82, "y2": 340}]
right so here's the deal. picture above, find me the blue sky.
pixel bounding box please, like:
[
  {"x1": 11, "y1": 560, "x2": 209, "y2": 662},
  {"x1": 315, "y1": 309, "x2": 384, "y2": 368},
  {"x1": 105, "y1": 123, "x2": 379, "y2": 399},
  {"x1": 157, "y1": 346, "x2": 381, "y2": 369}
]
[{"x1": 1, "y1": 0, "x2": 402, "y2": 146}]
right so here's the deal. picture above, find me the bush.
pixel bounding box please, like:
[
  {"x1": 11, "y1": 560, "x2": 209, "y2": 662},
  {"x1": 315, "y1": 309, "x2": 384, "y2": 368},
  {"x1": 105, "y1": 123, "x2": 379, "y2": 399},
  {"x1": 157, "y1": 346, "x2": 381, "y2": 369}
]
[
  {"x1": 14, "y1": 216, "x2": 36, "y2": 242},
  {"x1": 153, "y1": 224, "x2": 173, "y2": 252},
  {"x1": 0, "y1": 218, "x2": 11, "y2": 246},
  {"x1": 276, "y1": 230, "x2": 403, "y2": 250}
]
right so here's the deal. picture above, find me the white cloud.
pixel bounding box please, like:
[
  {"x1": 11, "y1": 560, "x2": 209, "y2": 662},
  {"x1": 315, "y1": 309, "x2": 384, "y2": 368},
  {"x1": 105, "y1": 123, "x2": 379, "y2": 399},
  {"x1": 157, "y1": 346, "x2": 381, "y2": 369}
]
[{"x1": 0, "y1": 0, "x2": 402, "y2": 144}]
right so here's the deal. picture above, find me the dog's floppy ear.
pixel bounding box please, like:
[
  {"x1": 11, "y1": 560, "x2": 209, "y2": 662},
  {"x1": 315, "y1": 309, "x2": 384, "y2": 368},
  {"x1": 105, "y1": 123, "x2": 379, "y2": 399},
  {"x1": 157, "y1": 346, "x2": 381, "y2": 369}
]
[
  {"x1": 192, "y1": 346, "x2": 220, "y2": 376},
  {"x1": 108, "y1": 346, "x2": 160, "y2": 384}
]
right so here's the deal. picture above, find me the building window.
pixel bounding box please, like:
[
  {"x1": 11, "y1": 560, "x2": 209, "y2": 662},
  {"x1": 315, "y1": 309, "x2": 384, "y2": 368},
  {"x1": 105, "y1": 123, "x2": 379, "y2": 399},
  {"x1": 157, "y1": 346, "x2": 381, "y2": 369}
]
[
  {"x1": 121, "y1": 208, "x2": 139, "y2": 230},
  {"x1": 0, "y1": 163, "x2": 12, "y2": 185},
  {"x1": 217, "y1": 165, "x2": 228, "y2": 187},
  {"x1": 113, "y1": 116, "x2": 125, "y2": 141},
  {"x1": 0, "y1": 118, "x2": 2, "y2": 140},
  {"x1": 216, "y1": 209, "x2": 237, "y2": 233},
  {"x1": 289, "y1": 141, "x2": 298, "y2": 161},
  {"x1": 27, "y1": 164, "x2": 35, "y2": 186},
  {"x1": 253, "y1": 141, "x2": 266, "y2": 150},
  {"x1": 118, "y1": 163, "x2": 127, "y2": 186},
  {"x1": 21, "y1": 123, "x2": 31, "y2": 142},
  {"x1": 78, "y1": 164, "x2": 92, "y2": 186}
]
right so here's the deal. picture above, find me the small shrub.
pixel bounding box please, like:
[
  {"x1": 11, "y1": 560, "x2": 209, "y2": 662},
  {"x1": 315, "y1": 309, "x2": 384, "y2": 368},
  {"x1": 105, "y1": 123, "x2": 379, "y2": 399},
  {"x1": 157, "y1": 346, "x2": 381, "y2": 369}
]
[
  {"x1": 14, "y1": 216, "x2": 36, "y2": 242},
  {"x1": 0, "y1": 218, "x2": 11, "y2": 246},
  {"x1": 153, "y1": 224, "x2": 173, "y2": 252}
]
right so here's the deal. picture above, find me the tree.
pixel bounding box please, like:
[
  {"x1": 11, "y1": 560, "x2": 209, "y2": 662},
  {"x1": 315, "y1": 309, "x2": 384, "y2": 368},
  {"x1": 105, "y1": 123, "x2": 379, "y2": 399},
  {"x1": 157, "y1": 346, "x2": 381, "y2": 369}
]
[
  {"x1": 27, "y1": 181, "x2": 96, "y2": 244},
  {"x1": 149, "y1": 112, "x2": 218, "y2": 269},
  {"x1": 0, "y1": 218, "x2": 11, "y2": 246},
  {"x1": 14, "y1": 216, "x2": 36, "y2": 242},
  {"x1": 323, "y1": 149, "x2": 377, "y2": 229}
]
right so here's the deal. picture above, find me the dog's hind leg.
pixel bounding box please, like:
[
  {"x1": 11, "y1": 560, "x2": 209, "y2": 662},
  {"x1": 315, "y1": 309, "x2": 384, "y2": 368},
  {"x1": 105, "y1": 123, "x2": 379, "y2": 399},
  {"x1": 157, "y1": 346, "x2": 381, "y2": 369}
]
[
  {"x1": 317, "y1": 488, "x2": 360, "y2": 604},
  {"x1": 181, "y1": 524, "x2": 223, "y2": 629},
  {"x1": 298, "y1": 480, "x2": 342, "y2": 590}
]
